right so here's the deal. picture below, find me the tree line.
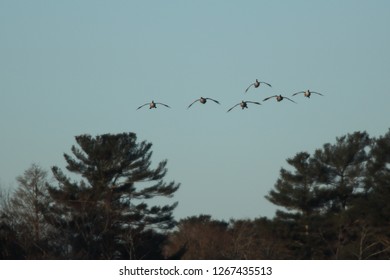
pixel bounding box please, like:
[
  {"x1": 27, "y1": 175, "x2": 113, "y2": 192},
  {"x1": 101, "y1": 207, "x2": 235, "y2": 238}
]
[{"x1": 1, "y1": 130, "x2": 389, "y2": 259}]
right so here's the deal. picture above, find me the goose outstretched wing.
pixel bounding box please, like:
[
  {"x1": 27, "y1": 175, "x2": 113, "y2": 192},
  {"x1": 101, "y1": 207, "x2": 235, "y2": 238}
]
[
  {"x1": 246, "y1": 101, "x2": 262, "y2": 106},
  {"x1": 155, "y1": 102, "x2": 171, "y2": 108},
  {"x1": 260, "y1": 81, "x2": 272, "y2": 87},
  {"x1": 292, "y1": 91, "x2": 305, "y2": 96},
  {"x1": 205, "y1": 97, "x2": 220, "y2": 104},
  {"x1": 245, "y1": 83, "x2": 255, "y2": 93},
  {"x1": 187, "y1": 99, "x2": 199, "y2": 109},
  {"x1": 263, "y1": 95, "x2": 277, "y2": 102},
  {"x1": 136, "y1": 103, "x2": 150, "y2": 110},
  {"x1": 284, "y1": 96, "x2": 297, "y2": 103},
  {"x1": 227, "y1": 103, "x2": 240, "y2": 112}
]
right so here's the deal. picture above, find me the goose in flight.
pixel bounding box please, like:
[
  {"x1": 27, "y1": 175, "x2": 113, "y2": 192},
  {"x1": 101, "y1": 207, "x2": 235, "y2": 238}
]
[
  {"x1": 137, "y1": 100, "x2": 171, "y2": 110},
  {"x1": 187, "y1": 97, "x2": 220, "y2": 109},
  {"x1": 263, "y1": 95, "x2": 297, "y2": 103},
  {"x1": 227, "y1": 100, "x2": 261, "y2": 112},
  {"x1": 292, "y1": 89, "x2": 323, "y2": 98},
  {"x1": 245, "y1": 79, "x2": 272, "y2": 93}
]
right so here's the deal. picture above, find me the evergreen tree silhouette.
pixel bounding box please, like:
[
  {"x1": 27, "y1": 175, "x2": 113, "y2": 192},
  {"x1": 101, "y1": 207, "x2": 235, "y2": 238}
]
[{"x1": 46, "y1": 133, "x2": 179, "y2": 259}]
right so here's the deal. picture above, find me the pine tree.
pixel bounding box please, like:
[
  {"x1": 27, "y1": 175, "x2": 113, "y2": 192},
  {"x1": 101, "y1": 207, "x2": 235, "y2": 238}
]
[
  {"x1": 46, "y1": 133, "x2": 180, "y2": 259},
  {"x1": 265, "y1": 132, "x2": 372, "y2": 259},
  {"x1": 313, "y1": 131, "x2": 370, "y2": 211},
  {"x1": 365, "y1": 129, "x2": 390, "y2": 223},
  {"x1": 266, "y1": 152, "x2": 321, "y2": 218},
  {"x1": 312, "y1": 131, "x2": 371, "y2": 259},
  {"x1": 355, "y1": 129, "x2": 390, "y2": 259},
  {"x1": 265, "y1": 152, "x2": 324, "y2": 259}
]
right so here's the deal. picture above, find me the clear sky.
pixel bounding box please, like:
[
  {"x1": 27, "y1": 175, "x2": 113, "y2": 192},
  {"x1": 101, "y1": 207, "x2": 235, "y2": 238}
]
[{"x1": 1, "y1": 0, "x2": 390, "y2": 221}]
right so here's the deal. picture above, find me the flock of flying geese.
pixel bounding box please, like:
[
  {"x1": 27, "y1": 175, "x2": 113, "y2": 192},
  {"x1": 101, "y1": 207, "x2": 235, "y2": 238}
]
[{"x1": 136, "y1": 79, "x2": 324, "y2": 112}]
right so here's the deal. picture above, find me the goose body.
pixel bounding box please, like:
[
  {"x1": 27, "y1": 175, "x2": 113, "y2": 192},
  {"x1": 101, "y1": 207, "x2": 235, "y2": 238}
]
[
  {"x1": 292, "y1": 89, "x2": 323, "y2": 98},
  {"x1": 245, "y1": 79, "x2": 272, "y2": 93},
  {"x1": 263, "y1": 95, "x2": 296, "y2": 103},
  {"x1": 187, "y1": 97, "x2": 220, "y2": 109},
  {"x1": 227, "y1": 100, "x2": 261, "y2": 112},
  {"x1": 137, "y1": 100, "x2": 171, "y2": 110}
]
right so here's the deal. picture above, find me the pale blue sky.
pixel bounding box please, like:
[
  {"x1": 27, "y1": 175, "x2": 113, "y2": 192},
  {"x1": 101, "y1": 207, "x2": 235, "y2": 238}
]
[{"x1": 1, "y1": 0, "x2": 390, "y2": 220}]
